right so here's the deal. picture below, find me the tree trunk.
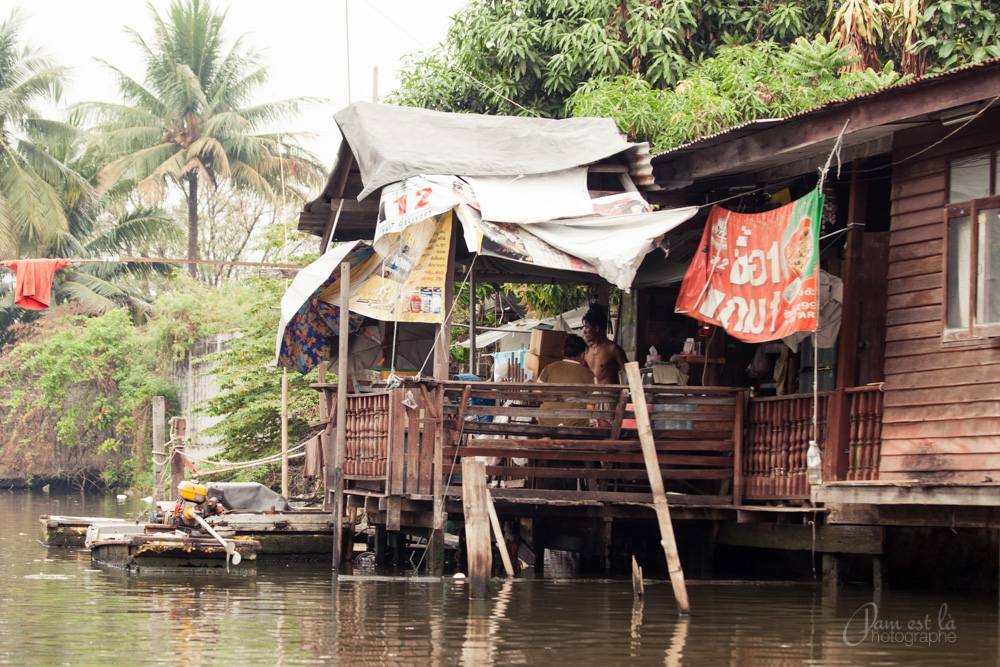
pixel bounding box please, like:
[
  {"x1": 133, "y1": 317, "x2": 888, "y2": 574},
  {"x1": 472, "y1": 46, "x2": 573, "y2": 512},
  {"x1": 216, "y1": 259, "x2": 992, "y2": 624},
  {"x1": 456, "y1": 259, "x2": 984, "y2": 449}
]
[{"x1": 187, "y1": 174, "x2": 199, "y2": 278}]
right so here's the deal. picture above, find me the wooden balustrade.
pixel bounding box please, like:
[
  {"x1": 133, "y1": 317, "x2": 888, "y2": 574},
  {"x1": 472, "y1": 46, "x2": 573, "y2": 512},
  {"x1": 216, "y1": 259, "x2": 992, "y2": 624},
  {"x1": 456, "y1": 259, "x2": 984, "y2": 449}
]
[
  {"x1": 325, "y1": 379, "x2": 884, "y2": 509},
  {"x1": 744, "y1": 393, "x2": 831, "y2": 500},
  {"x1": 845, "y1": 386, "x2": 884, "y2": 481},
  {"x1": 344, "y1": 392, "x2": 390, "y2": 478}
]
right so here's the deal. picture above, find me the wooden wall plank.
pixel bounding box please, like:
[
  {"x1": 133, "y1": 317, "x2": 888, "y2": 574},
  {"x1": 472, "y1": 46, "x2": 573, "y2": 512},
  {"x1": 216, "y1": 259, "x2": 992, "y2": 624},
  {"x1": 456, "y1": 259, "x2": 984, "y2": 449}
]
[
  {"x1": 884, "y1": 348, "x2": 1000, "y2": 374},
  {"x1": 891, "y1": 191, "x2": 946, "y2": 216},
  {"x1": 880, "y1": 469, "x2": 1000, "y2": 483},
  {"x1": 885, "y1": 321, "x2": 940, "y2": 341},
  {"x1": 891, "y1": 209, "x2": 944, "y2": 233},
  {"x1": 890, "y1": 222, "x2": 943, "y2": 247},
  {"x1": 882, "y1": 400, "x2": 1000, "y2": 422},
  {"x1": 880, "y1": 452, "x2": 1000, "y2": 473},
  {"x1": 886, "y1": 255, "x2": 942, "y2": 280},
  {"x1": 888, "y1": 239, "x2": 942, "y2": 262},
  {"x1": 884, "y1": 337, "x2": 941, "y2": 358},
  {"x1": 886, "y1": 304, "x2": 940, "y2": 326},
  {"x1": 886, "y1": 288, "x2": 941, "y2": 311},
  {"x1": 883, "y1": 381, "x2": 1000, "y2": 406},
  {"x1": 887, "y1": 273, "x2": 941, "y2": 296},
  {"x1": 882, "y1": 417, "x2": 1000, "y2": 441},
  {"x1": 884, "y1": 364, "x2": 999, "y2": 390}
]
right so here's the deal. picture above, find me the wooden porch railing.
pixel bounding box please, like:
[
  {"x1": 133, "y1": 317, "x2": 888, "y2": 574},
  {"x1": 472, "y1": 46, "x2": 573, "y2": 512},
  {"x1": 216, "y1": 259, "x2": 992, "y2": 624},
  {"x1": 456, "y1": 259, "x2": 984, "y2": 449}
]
[
  {"x1": 742, "y1": 385, "x2": 885, "y2": 501},
  {"x1": 844, "y1": 386, "x2": 884, "y2": 481},
  {"x1": 336, "y1": 380, "x2": 745, "y2": 502},
  {"x1": 744, "y1": 393, "x2": 831, "y2": 500},
  {"x1": 332, "y1": 380, "x2": 884, "y2": 509}
]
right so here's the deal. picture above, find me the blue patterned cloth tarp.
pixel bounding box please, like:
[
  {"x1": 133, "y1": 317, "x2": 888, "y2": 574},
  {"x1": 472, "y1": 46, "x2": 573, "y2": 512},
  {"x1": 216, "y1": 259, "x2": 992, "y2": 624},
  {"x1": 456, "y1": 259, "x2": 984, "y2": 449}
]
[{"x1": 277, "y1": 243, "x2": 374, "y2": 374}]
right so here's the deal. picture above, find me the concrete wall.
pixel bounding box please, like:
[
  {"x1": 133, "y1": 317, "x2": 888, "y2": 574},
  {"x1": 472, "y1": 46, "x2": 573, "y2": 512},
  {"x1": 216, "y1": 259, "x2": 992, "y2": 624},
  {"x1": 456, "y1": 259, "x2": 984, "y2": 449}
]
[{"x1": 173, "y1": 332, "x2": 241, "y2": 456}]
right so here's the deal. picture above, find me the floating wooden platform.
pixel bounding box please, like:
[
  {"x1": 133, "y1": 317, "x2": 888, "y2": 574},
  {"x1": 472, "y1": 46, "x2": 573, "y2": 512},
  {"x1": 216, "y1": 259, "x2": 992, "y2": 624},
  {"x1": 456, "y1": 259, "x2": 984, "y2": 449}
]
[
  {"x1": 206, "y1": 511, "x2": 335, "y2": 561},
  {"x1": 39, "y1": 515, "x2": 131, "y2": 547},
  {"x1": 41, "y1": 511, "x2": 333, "y2": 561},
  {"x1": 89, "y1": 530, "x2": 261, "y2": 574}
]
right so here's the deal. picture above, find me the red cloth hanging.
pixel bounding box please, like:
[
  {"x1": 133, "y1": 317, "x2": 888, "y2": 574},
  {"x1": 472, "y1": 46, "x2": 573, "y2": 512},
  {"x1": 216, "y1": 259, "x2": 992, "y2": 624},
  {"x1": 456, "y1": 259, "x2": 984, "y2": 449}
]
[{"x1": 2, "y1": 259, "x2": 71, "y2": 310}]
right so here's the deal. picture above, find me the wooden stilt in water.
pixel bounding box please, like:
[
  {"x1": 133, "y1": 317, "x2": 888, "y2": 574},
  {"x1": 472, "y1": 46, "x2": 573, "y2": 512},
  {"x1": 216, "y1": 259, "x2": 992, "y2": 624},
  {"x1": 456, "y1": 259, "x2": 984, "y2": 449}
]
[
  {"x1": 632, "y1": 556, "x2": 644, "y2": 601},
  {"x1": 625, "y1": 362, "x2": 691, "y2": 615},
  {"x1": 332, "y1": 262, "x2": 351, "y2": 570},
  {"x1": 462, "y1": 458, "x2": 492, "y2": 597},
  {"x1": 486, "y1": 490, "x2": 514, "y2": 577}
]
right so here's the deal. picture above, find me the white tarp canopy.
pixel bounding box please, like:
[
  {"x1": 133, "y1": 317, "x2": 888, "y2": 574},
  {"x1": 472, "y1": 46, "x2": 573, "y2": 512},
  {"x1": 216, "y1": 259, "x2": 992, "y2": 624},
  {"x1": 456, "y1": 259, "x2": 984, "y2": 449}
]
[{"x1": 335, "y1": 102, "x2": 644, "y2": 202}]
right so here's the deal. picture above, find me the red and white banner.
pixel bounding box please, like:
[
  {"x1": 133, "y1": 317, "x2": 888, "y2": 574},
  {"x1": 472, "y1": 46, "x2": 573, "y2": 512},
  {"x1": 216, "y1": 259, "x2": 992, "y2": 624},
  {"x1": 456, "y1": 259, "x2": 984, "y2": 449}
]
[{"x1": 675, "y1": 191, "x2": 823, "y2": 342}]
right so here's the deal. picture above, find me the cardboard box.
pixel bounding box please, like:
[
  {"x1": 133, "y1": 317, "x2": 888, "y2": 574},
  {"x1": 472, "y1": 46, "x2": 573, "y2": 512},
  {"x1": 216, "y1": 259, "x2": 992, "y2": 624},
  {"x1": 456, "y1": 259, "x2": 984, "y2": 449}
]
[
  {"x1": 525, "y1": 352, "x2": 562, "y2": 374},
  {"x1": 529, "y1": 329, "x2": 569, "y2": 357}
]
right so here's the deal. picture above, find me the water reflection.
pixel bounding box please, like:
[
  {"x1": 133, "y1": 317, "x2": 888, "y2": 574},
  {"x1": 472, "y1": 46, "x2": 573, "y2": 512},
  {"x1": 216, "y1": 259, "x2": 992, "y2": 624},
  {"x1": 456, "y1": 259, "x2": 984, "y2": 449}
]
[{"x1": 3, "y1": 491, "x2": 1000, "y2": 666}]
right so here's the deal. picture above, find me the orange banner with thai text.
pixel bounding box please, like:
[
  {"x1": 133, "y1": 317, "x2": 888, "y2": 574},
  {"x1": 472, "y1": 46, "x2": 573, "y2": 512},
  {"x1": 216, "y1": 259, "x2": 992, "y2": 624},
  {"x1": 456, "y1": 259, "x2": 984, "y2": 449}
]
[{"x1": 675, "y1": 191, "x2": 823, "y2": 342}]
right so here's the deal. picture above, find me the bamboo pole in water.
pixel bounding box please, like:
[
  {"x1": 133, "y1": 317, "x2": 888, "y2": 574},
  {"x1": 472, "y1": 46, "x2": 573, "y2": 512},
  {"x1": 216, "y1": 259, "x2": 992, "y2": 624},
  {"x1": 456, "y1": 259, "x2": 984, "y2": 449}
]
[{"x1": 624, "y1": 362, "x2": 691, "y2": 615}]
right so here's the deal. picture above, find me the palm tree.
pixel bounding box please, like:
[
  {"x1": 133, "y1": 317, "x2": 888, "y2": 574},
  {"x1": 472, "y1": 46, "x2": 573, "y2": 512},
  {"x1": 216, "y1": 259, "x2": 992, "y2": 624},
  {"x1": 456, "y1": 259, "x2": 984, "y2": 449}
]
[
  {"x1": 81, "y1": 0, "x2": 323, "y2": 277},
  {"x1": 0, "y1": 10, "x2": 83, "y2": 258},
  {"x1": 0, "y1": 117, "x2": 178, "y2": 346}
]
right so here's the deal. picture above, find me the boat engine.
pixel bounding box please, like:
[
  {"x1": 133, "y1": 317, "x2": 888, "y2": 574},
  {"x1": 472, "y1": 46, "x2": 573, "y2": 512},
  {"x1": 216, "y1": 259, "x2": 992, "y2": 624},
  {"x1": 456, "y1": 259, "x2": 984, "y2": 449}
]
[{"x1": 169, "y1": 480, "x2": 224, "y2": 531}]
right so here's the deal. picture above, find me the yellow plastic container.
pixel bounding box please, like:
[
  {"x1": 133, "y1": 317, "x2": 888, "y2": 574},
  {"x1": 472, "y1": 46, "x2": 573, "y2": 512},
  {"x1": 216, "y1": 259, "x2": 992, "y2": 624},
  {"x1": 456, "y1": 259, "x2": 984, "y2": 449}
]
[{"x1": 178, "y1": 480, "x2": 207, "y2": 503}]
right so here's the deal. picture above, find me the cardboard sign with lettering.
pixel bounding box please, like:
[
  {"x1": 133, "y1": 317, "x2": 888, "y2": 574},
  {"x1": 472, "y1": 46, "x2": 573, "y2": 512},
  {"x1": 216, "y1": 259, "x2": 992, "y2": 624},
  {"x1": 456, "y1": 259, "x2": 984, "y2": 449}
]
[{"x1": 675, "y1": 191, "x2": 823, "y2": 342}]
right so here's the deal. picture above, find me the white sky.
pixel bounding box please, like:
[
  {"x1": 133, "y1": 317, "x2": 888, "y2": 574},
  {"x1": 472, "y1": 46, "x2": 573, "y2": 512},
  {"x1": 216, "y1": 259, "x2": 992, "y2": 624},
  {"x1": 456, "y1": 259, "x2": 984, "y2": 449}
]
[{"x1": 17, "y1": 0, "x2": 468, "y2": 168}]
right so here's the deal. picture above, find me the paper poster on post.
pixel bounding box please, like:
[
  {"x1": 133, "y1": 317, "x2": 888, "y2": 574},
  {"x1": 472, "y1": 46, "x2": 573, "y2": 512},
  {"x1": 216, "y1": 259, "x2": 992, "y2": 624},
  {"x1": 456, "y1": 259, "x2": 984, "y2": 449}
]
[
  {"x1": 351, "y1": 210, "x2": 453, "y2": 324},
  {"x1": 675, "y1": 191, "x2": 824, "y2": 342}
]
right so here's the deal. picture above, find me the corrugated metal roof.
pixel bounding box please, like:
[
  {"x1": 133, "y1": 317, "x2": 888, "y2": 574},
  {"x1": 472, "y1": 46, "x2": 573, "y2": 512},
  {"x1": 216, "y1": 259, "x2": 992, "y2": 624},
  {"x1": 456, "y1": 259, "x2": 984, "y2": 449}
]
[{"x1": 653, "y1": 57, "x2": 1000, "y2": 160}]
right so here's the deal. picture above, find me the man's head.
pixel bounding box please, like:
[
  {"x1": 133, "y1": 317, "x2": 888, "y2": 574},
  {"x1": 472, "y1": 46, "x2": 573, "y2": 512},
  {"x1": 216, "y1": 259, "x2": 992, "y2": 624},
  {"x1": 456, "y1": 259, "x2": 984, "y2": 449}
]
[
  {"x1": 563, "y1": 334, "x2": 587, "y2": 360},
  {"x1": 582, "y1": 303, "x2": 608, "y2": 343}
]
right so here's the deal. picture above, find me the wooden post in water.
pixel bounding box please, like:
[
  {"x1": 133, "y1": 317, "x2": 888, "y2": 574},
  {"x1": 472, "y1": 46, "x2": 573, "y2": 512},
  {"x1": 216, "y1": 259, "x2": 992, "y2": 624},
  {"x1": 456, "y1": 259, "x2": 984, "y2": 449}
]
[
  {"x1": 429, "y1": 224, "x2": 457, "y2": 575},
  {"x1": 624, "y1": 362, "x2": 691, "y2": 615},
  {"x1": 462, "y1": 458, "x2": 491, "y2": 597},
  {"x1": 152, "y1": 396, "x2": 165, "y2": 504},
  {"x1": 332, "y1": 262, "x2": 351, "y2": 570},
  {"x1": 169, "y1": 416, "x2": 187, "y2": 501},
  {"x1": 632, "y1": 555, "x2": 645, "y2": 601}
]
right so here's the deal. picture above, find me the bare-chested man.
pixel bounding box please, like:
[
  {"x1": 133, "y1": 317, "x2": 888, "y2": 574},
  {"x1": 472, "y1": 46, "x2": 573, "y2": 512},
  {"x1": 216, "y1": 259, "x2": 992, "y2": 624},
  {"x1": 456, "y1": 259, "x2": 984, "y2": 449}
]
[{"x1": 582, "y1": 303, "x2": 628, "y2": 384}]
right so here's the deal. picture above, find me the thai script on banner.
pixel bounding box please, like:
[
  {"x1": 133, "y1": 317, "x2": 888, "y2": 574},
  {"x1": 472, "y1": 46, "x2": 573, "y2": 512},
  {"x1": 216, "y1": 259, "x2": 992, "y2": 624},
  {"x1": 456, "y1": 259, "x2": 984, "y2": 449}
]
[{"x1": 675, "y1": 190, "x2": 823, "y2": 342}]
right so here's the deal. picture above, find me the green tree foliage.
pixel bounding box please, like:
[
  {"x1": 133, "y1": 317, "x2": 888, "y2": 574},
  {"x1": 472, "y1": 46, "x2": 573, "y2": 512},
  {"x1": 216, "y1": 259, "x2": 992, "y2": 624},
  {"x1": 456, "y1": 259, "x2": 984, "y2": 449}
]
[
  {"x1": 389, "y1": 0, "x2": 830, "y2": 118},
  {"x1": 0, "y1": 10, "x2": 84, "y2": 257},
  {"x1": 0, "y1": 307, "x2": 177, "y2": 490},
  {"x1": 199, "y1": 277, "x2": 321, "y2": 488},
  {"x1": 0, "y1": 278, "x2": 274, "y2": 490},
  {"x1": 0, "y1": 117, "x2": 178, "y2": 347},
  {"x1": 569, "y1": 37, "x2": 908, "y2": 151},
  {"x1": 79, "y1": 0, "x2": 324, "y2": 277}
]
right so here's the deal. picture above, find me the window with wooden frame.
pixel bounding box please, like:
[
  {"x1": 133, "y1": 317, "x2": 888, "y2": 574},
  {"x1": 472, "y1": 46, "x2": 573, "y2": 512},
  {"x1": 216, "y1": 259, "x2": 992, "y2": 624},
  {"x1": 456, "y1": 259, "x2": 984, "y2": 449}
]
[{"x1": 944, "y1": 151, "x2": 1000, "y2": 342}]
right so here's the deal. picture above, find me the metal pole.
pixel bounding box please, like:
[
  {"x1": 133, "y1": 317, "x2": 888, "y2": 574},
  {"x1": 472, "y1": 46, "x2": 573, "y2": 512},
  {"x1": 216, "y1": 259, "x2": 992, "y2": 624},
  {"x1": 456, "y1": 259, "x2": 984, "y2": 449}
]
[
  {"x1": 332, "y1": 262, "x2": 351, "y2": 569},
  {"x1": 344, "y1": 0, "x2": 352, "y2": 104}
]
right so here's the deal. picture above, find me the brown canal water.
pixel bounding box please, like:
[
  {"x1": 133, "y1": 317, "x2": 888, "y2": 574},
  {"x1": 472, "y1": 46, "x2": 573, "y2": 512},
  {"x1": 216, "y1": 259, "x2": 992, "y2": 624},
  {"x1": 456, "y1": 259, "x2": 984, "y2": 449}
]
[{"x1": 2, "y1": 490, "x2": 998, "y2": 666}]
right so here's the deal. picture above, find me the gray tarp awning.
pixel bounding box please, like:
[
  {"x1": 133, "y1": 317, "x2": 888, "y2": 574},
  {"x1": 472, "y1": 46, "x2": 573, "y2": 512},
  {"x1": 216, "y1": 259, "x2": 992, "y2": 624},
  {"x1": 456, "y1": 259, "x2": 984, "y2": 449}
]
[{"x1": 335, "y1": 102, "x2": 642, "y2": 201}]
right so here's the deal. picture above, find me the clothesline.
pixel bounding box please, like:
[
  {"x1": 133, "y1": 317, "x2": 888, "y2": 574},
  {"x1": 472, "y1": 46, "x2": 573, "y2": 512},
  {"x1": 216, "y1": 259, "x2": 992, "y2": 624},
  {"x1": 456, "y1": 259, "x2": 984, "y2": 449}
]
[{"x1": 2, "y1": 256, "x2": 304, "y2": 268}]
